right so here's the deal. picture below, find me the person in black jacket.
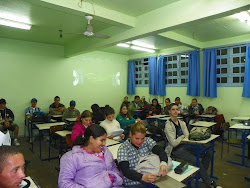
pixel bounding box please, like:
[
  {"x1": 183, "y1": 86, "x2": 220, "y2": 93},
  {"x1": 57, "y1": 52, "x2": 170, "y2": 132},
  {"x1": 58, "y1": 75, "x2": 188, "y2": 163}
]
[
  {"x1": 148, "y1": 99, "x2": 161, "y2": 116},
  {"x1": 91, "y1": 104, "x2": 105, "y2": 124},
  {"x1": 0, "y1": 99, "x2": 20, "y2": 146},
  {"x1": 188, "y1": 98, "x2": 204, "y2": 126}
]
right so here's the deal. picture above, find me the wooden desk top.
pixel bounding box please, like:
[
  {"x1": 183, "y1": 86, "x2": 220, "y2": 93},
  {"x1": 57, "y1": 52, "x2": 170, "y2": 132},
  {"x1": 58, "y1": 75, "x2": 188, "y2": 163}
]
[
  {"x1": 55, "y1": 130, "x2": 72, "y2": 137},
  {"x1": 147, "y1": 115, "x2": 169, "y2": 119},
  {"x1": 229, "y1": 124, "x2": 250, "y2": 130},
  {"x1": 64, "y1": 118, "x2": 77, "y2": 122},
  {"x1": 231, "y1": 117, "x2": 250, "y2": 121},
  {"x1": 51, "y1": 115, "x2": 63, "y2": 118},
  {"x1": 105, "y1": 138, "x2": 120, "y2": 147},
  {"x1": 247, "y1": 135, "x2": 250, "y2": 140},
  {"x1": 191, "y1": 121, "x2": 216, "y2": 127},
  {"x1": 35, "y1": 122, "x2": 65, "y2": 130},
  {"x1": 182, "y1": 134, "x2": 219, "y2": 145},
  {"x1": 107, "y1": 144, "x2": 121, "y2": 160},
  {"x1": 199, "y1": 114, "x2": 216, "y2": 118}
]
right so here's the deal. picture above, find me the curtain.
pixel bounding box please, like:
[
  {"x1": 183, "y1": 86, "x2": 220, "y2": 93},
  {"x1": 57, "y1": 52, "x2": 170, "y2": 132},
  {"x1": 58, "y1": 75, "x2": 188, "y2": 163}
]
[
  {"x1": 203, "y1": 48, "x2": 217, "y2": 97},
  {"x1": 156, "y1": 56, "x2": 166, "y2": 96},
  {"x1": 187, "y1": 51, "x2": 200, "y2": 96},
  {"x1": 127, "y1": 60, "x2": 135, "y2": 95},
  {"x1": 242, "y1": 43, "x2": 250, "y2": 98},
  {"x1": 149, "y1": 56, "x2": 157, "y2": 95}
]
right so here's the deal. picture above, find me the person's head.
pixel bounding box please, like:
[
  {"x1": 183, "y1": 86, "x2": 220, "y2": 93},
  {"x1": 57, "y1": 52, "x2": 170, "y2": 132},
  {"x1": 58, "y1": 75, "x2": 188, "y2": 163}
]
[
  {"x1": 141, "y1": 96, "x2": 146, "y2": 102},
  {"x1": 0, "y1": 98, "x2": 6, "y2": 110},
  {"x1": 175, "y1": 97, "x2": 180, "y2": 105},
  {"x1": 134, "y1": 96, "x2": 140, "y2": 104},
  {"x1": 120, "y1": 104, "x2": 128, "y2": 115},
  {"x1": 105, "y1": 107, "x2": 115, "y2": 122},
  {"x1": 152, "y1": 98, "x2": 159, "y2": 106},
  {"x1": 80, "y1": 110, "x2": 92, "y2": 126},
  {"x1": 192, "y1": 98, "x2": 198, "y2": 107},
  {"x1": 124, "y1": 96, "x2": 128, "y2": 102},
  {"x1": 165, "y1": 98, "x2": 171, "y2": 106},
  {"x1": 54, "y1": 96, "x2": 60, "y2": 105},
  {"x1": 168, "y1": 103, "x2": 179, "y2": 117},
  {"x1": 74, "y1": 124, "x2": 107, "y2": 153},
  {"x1": 69, "y1": 100, "x2": 76, "y2": 110},
  {"x1": 91, "y1": 104, "x2": 100, "y2": 113},
  {"x1": 130, "y1": 122, "x2": 147, "y2": 147},
  {"x1": 30, "y1": 98, "x2": 37, "y2": 108},
  {"x1": 0, "y1": 146, "x2": 25, "y2": 188}
]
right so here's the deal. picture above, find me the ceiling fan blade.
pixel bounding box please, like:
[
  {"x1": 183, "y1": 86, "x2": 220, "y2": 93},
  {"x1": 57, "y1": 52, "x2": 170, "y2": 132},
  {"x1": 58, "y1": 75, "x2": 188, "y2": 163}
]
[
  {"x1": 63, "y1": 32, "x2": 83, "y2": 35},
  {"x1": 93, "y1": 33, "x2": 110, "y2": 39}
]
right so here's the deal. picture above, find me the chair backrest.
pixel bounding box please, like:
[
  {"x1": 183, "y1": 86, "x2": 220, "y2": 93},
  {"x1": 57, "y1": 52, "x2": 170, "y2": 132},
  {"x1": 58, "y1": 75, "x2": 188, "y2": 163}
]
[
  {"x1": 66, "y1": 134, "x2": 72, "y2": 146},
  {"x1": 213, "y1": 114, "x2": 226, "y2": 135},
  {"x1": 222, "y1": 122, "x2": 230, "y2": 131},
  {"x1": 50, "y1": 125, "x2": 64, "y2": 134},
  {"x1": 205, "y1": 106, "x2": 218, "y2": 115}
]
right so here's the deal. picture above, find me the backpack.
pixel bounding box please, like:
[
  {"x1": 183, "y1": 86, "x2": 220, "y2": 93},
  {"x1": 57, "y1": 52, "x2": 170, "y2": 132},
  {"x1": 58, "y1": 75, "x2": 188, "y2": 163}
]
[
  {"x1": 189, "y1": 127, "x2": 211, "y2": 141},
  {"x1": 205, "y1": 106, "x2": 218, "y2": 115},
  {"x1": 31, "y1": 112, "x2": 51, "y2": 123}
]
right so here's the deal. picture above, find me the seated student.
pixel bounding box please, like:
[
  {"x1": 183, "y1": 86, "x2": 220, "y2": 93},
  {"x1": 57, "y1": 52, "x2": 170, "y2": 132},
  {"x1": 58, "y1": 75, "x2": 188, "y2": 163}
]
[
  {"x1": 62, "y1": 100, "x2": 80, "y2": 121},
  {"x1": 122, "y1": 96, "x2": 130, "y2": 107},
  {"x1": 128, "y1": 96, "x2": 143, "y2": 113},
  {"x1": 148, "y1": 98, "x2": 161, "y2": 116},
  {"x1": 0, "y1": 99, "x2": 20, "y2": 146},
  {"x1": 175, "y1": 97, "x2": 185, "y2": 114},
  {"x1": 116, "y1": 104, "x2": 141, "y2": 139},
  {"x1": 91, "y1": 104, "x2": 105, "y2": 124},
  {"x1": 162, "y1": 98, "x2": 171, "y2": 115},
  {"x1": 100, "y1": 107, "x2": 125, "y2": 141},
  {"x1": 0, "y1": 145, "x2": 26, "y2": 188},
  {"x1": 165, "y1": 103, "x2": 221, "y2": 188},
  {"x1": 188, "y1": 98, "x2": 204, "y2": 125},
  {"x1": 25, "y1": 98, "x2": 42, "y2": 117},
  {"x1": 139, "y1": 96, "x2": 149, "y2": 107},
  {"x1": 71, "y1": 110, "x2": 93, "y2": 145},
  {"x1": 49, "y1": 96, "x2": 66, "y2": 115},
  {"x1": 58, "y1": 124, "x2": 124, "y2": 188},
  {"x1": 117, "y1": 122, "x2": 172, "y2": 187}
]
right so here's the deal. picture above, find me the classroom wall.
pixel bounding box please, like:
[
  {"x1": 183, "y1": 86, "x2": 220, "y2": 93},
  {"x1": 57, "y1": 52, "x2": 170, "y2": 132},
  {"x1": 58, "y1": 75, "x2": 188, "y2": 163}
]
[{"x1": 0, "y1": 38, "x2": 129, "y2": 136}]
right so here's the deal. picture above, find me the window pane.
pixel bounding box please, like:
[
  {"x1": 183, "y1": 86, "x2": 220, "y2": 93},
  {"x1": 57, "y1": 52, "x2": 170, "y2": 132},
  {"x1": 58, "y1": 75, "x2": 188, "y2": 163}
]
[
  {"x1": 145, "y1": 80, "x2": 148, "y2": 84},
  {"x1": 168, "y1": 57, "x2": 172, "y2": 61},
  {"x1": 233, "y1": 77, "x2": 239, "y2": 83},
  {"x1": 168, "y1": 72, "x2": 172, "y2": 76},
  {"x1": 241, "y1": 77, "x2": 244, "y2": 83},
  {"x1": 136, "y1": 81, "x2": 138, "y2": 84},
  {"x1": 233, "y1": 47, "x2": 240, "y2": 54},
  {"x1": 136, "y1": 74, "x2": 139, "y2": 78},
  {"x1": 168, "y1": 79, "x2": 172, "y2": 84},
  {"x1": 181, "y1": 71, "x2": 185, "y2": 76},
  {"x1": 221, "y1": 77, "x2": 227, "y2": 83},
  {"x1": 241, "y1": 56, "x2": 245, "y2": 63},
  {"x1": 139, "y1": 80, "x2": 142, "y2": 84},
  {"x1": 233, "y1": 57, "x2": 239, "y2": 64},
  {"x1": 217, "y1": 59, "x2": 220, "y2": 65},
  {"x1": 241, "y1": 67, "x2": 245, "y2": 73},
  {"x1": 144, "y1": 66, "x2": 148, "y2": 71},
  {"x1": 221, "y1": 58, "x2": 227, "y2": 64},
  {"x1": 221, "y1": 49, "x2": 227, "y2": 55},
  {"x1": 233, "y1": 67, "x2": 239, "y2": 73},
  {"x1": 217, "y1": 68, "x2": 220, "y2": 74},
  {"x1": 241, "y1": 46, "x2": 246, "y2": 53},
  {"x1": 221, "y1": 68, "x2": 227, "y2": 74},
  {"x1": 173, "y1": 56, "x2": 177, "y2": 61},
  {"x1": 173, "y1": 71, "x2": 177, "y2": 76},
  {"x1": 181, "y1": 63, "x2": 185, "y2": 68},
  {"x1": 139, "y1": 67, "x2": 142, "y2": 71},
  {"x1": 139, "y1": 74, "x2": 142, "y2": 78},
  {"x1": 145, "y1": 73, "x2": 148, "y2": 78},
  {"x1": 143, "y1": 62, "x2": 148, "y2": 66},
  {"x1": 165, "y1": 79, "x2": 168, "y2": 84},
  {"x1": 217, "y1": 50, "x2": 220, "y2": 56},
  {"x1": 217, "y1": 78, "x2": 220, "y2": 83},
  {"x1": 168, "y1": 64, "x2": 172, "y2": 69},
  {"x1": 173, "y1": 64, "x2": 177, "y2": 68},
  {"x1": 181, "y1": 79, "x2": 186, "y2": 83},
  {"x1": 135, "y1": 68, "x2": 138, "y2": 71},
  {"x1": 173, "y1": 79, "x2": 177, "y2": 84}
]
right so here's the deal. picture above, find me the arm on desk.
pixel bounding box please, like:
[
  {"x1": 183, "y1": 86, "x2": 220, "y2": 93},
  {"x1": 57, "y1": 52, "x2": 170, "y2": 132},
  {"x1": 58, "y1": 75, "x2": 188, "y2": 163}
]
[{"x1": 58, "y1": 153, "x2": 85, "y2": 188}]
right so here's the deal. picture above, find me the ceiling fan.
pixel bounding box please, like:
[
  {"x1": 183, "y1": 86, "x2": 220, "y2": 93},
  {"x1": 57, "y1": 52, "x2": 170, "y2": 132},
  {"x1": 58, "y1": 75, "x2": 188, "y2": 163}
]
[{"x1": 59, "y1": 15, "x2": 110, "y2": 39}]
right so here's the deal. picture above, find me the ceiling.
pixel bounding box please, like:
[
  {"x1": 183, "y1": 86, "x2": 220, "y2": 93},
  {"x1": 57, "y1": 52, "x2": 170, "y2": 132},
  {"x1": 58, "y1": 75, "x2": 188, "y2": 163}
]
[{"x1": 0, "y1": 0, "x2": 250, "y2": 57}]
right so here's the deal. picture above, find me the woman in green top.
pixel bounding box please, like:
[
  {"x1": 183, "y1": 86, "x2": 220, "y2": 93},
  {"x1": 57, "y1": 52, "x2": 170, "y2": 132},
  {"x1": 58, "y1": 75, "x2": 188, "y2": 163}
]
[{"x1": 116, "y1": 104, "x2": 141, "y2": 139}]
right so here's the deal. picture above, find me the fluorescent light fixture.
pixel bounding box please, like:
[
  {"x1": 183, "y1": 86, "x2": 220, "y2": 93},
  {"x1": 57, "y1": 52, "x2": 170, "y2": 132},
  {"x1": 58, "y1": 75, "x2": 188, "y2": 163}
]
[
  {"x1": 131, "y1": 46, "x2": 155, "y2": 53},
  {"x1": 0, "y1": 18, "x2": 31, "y2": 30},
  {"x1": 132, "y1": 40, "x2": 155, "y2": 49},
  {"x1": 181, "y1": 54, "x2": 189, "y2": 58},
  {"x1": 117, "y1": 43, "x2": 130, "y2": 48},
  {"x1": 233, "y1": 11, "x2": 250, "y2": 24}
]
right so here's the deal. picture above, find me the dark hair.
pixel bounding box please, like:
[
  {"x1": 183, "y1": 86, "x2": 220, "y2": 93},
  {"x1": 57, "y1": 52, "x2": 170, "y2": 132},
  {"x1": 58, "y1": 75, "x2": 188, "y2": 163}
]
[
  {"x1": 134, "y1": 95, "x2": 140, "y2": 100},
  {"x1": 105, "y1": 107, "x2": 115, "y2": 116},
  {"x1": 168, "y1": 103, "x2": 178, "y2": 110},
  {"x1": 124, "y1": 96, "x2": 128, "y2": 99},
  {"x1": 91, "y1": 104, "x2": 100, "y2": 112},
  {"x1": 81, "y1": 110, "x2": 92, "y2": 119},
  {"x1": 54, "y1": 96, "x2": 60, "y2": 100},
  {"x1": 119, "y1": 104, "x2": 131, "y2": 120},
  {"x1": 175, "y1": 97, "x2": 180, "y2": 101},
  {"x1": 192, "y1": 98, "x2": 197, "y2": 102},
  {"x1": 165, "y1": 98, "x2": 171, "y2": 103},
  {"x1": 0, "y1": 146, "x2": 22, "y2": 172},
  {"x1": 152, "y1": 98, "x2": 159, "y2": 106},
  {"x1": 73, "y1": 124, "x2": 107, "y2": 146}
]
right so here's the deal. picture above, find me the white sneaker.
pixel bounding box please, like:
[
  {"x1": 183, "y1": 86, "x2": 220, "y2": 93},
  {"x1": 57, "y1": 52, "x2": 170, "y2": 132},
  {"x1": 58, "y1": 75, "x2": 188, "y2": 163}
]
[{"x1": 14, "y1": 139, "x2": 20, "y2": 146}]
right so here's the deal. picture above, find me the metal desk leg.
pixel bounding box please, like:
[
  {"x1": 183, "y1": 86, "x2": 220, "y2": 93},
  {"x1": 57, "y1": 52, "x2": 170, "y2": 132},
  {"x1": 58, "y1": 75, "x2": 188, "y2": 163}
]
[
  {"x1": 29, "y1": 123, "x2": 34, "y2": 153},
  {"x1": 195, "y1": 145, "x2": 200, "y2": 188},
  {"x1": 210, "y1": 140, "x2": 218, "y2": 180},
  {"x1": 39, "y1": 130, "x2": 42, "y2": 160}
]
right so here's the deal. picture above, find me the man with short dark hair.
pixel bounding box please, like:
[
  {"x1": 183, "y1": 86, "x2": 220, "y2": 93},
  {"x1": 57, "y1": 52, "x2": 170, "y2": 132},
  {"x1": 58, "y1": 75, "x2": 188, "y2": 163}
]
[
  {"x1": 0, "y1": 99, "x2": 20, "y2": 146},
  {"x1": 188, "y1": 98, "x2": 204, "y2": 126},
  {"x1": 62, "y1": 100, "x2": 80, "y2": 121},
  {"x1": 49, "y1": 96, "x2": 65, "y2": 115},
  {"x1": 0, "y1": 145, "x2": 25, "y2": 188}
]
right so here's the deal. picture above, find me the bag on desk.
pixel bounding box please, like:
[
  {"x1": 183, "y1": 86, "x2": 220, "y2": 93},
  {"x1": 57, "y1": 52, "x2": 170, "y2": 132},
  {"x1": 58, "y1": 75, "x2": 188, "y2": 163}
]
[
  {"x1": 31, "y1": 112, "x2": 51, "y2": 123},
  {"x1": 135, "y1": 154, "x2": 160, "y2": 174},
  {"x1": 189, "y1": 127, "x2": 211, "y2": 141}
]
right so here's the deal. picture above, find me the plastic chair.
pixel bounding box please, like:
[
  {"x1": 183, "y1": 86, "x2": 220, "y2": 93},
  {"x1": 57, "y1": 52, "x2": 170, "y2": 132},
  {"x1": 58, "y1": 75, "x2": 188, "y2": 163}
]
[
  {"x1": 50, "y1": 125, "x2": 64, "y2": 147},
  {"x1": 65, "y1": 134, "x2": 72, "y2": 151}
]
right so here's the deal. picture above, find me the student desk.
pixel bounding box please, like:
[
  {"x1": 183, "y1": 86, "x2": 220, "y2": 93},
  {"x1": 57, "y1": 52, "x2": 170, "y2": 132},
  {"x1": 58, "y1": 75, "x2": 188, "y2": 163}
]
[
  {"x1": 182, "y1": 134, "x2": 220, "y2": 188},
  {"x1": 227, "y1": 124, "x2": 250, "y2": 167},
  {"x1": 147, "y1": 115, "x2": 169, "y2": 119},
  {"x1": 64, "y1": 117, "x2": 77, "y2": 122},
  {"x1": 23, "y1": 176, "x2": 40, "y2": 188},
  {"x1": 198, "y1": 114, "x2": 216, "y2": 118},
  {"x1": 30, "y1": 122, "x2": 65, "y2": 161},
  {"x1": 54, "y1": 130, "x2": 72, "y2": 158},
  {"x1": 191, "y1": 121, "x2": 216, "y2": 128},
  {"x1": 107, "y1": 143, "x2": 121, "y2": 160},
  {"x1": 132, "y1": 109, "x2": 143, "y2": 119},
  {"x1": 106, "y1": 138, "x2": 120, "y2": 147},
  {"x1": 231, "y1": 117, "x2": 250, "y2": 122}
]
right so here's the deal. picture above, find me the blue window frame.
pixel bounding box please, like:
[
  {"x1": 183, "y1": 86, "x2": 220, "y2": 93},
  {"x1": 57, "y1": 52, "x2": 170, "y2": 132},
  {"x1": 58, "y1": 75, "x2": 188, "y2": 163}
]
[
  {"x1": 134, "y1": 58, "x2": 149, "y2": 87},
  {"x1": 165, "y1": 53, "x2": 188, "y2": 87},
  {"x1": 217, "y1": 44, "x2": 246, "y2": 86}
]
